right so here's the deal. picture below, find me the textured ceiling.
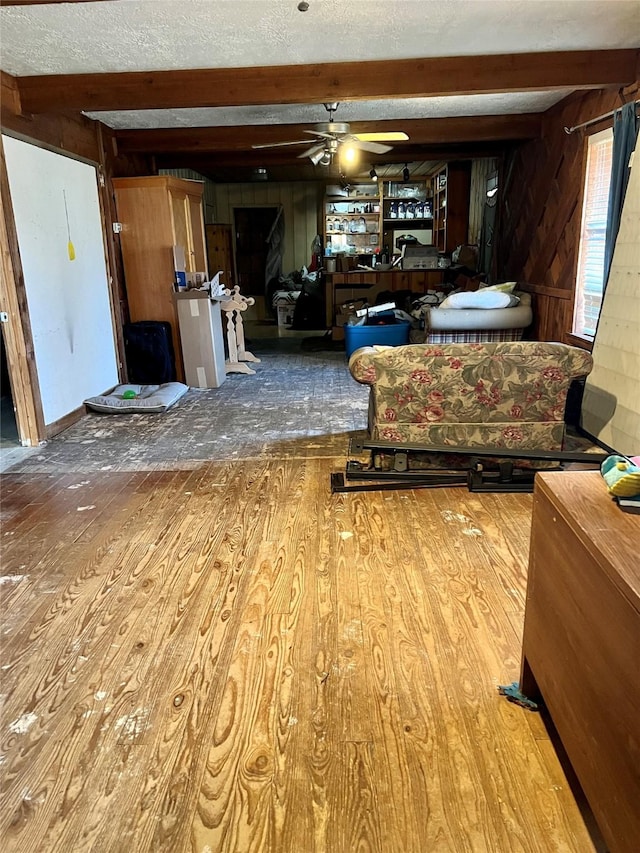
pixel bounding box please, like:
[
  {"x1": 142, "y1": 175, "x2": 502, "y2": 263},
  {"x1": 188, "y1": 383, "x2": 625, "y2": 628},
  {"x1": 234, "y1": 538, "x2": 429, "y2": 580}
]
[
  {"x1": 85, "y1": 92, "x2": 574, "y2": 131},
  {"x1": 1, "y1": 0, "x2": 639, "y2": 130}
]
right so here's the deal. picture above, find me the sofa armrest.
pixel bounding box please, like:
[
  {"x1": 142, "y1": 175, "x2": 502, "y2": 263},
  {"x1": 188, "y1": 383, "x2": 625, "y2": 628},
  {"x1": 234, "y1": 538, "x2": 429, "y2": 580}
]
[{"x1": 348, "y1": 345, "x2": 394, "y2": 385}]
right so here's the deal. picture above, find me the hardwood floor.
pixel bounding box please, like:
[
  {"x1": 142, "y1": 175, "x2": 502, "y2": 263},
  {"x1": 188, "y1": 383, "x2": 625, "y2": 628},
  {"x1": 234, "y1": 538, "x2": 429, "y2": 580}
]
[{"x1": 0, "y1": 459, "x2": 596, "y2": 852}]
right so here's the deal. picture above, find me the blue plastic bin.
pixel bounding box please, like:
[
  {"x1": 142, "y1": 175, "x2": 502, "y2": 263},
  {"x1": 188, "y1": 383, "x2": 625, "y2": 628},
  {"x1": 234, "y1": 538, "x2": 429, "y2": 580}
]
[{"x1": 344, "y1": 317, "x2": 411, "y2": 359}]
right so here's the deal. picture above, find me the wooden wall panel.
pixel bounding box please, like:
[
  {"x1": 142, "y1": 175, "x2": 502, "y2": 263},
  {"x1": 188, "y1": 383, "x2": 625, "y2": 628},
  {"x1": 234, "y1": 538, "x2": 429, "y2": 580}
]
[
  {"x1": 496, "y1": 84, "x2": 639, "y2": 341},
  {"x1": 1, "y1": 71, "x2": 100, "y2": 164},
  {"x1": 214, "y1": 181, "x2": 323, "y2": 274}
]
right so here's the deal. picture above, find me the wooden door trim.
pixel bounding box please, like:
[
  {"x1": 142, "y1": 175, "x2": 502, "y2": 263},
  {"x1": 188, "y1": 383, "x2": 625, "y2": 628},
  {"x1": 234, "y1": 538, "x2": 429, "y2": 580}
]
[
  {"x1": 96, "y1": 123, "x2": 126, "y2": 382},
  {"x1": 0, "y1": 135, "x2": 45, "y2": 446}
]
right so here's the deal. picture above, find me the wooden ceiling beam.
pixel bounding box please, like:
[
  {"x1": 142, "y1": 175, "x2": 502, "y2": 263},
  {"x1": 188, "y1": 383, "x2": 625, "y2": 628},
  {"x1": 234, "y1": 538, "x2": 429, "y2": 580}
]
[
  {"x1": 17, "y1": 50, "x2": 638, "y2": 114},
  {"x1": 155, "y1": 142, "x2": 506, "y2": 171},
  {"x1": 115, "y1": 114, "x2": 542, "y2": 154},
  {"x1": 0, "y1": 1, "x2": 118, "y2": 5}
]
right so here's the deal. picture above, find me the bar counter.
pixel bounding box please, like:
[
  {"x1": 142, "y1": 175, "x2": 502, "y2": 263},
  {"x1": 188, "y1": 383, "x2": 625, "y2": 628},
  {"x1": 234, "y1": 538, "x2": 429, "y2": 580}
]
[{"x1": 325, "y1": 269, "x2": 446, "y2": 329}]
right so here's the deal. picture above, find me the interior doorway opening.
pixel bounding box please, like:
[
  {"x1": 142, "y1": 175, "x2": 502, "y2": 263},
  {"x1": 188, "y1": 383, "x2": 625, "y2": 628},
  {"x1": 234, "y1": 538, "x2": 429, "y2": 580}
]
[
  {"x1": 0, "y1": 327, "x2": 19, "y2": 446},
  {"x1": 233, "y1": 206, "x2": 279, "y2": 306}
]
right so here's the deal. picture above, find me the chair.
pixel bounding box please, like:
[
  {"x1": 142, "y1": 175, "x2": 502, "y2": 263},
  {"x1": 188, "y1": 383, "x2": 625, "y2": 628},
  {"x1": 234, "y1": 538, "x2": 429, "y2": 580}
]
[{"x1": 349, "y1": 341, "x2": 593, "y2": 460}]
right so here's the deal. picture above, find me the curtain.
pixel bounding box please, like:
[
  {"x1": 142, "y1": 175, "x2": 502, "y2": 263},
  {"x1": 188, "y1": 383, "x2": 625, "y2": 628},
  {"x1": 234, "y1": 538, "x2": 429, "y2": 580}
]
[
  {"x1": 603, "y1": 101, "x2": 639, "y2": 291},
  {"x1": 264, "y1": 205, "x2": 285, "y2": 297}
]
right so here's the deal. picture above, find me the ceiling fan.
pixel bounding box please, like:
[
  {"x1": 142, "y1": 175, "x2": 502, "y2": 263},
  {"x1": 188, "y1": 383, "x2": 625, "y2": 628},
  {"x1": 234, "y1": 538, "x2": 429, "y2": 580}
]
[{"x1": 251, "y1": 103, "x2": 409, "y2": 166}]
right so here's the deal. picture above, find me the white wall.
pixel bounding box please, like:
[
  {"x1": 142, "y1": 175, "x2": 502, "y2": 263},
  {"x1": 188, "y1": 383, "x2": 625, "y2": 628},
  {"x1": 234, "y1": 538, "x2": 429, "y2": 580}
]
[{"x1": 4, "y1": 135, "x2": 118, "y2": 425}]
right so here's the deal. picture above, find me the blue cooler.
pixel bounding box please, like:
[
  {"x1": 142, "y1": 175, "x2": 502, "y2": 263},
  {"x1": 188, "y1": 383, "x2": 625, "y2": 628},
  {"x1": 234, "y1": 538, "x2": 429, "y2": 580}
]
[{"x1": 344, "y1": 314, "x2": 411, "y2": 359}]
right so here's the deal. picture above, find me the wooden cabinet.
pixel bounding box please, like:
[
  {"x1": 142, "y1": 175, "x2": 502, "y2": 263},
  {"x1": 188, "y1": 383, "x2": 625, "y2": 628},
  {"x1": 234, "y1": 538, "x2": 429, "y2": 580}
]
[
  {"x1": 521, "y1": 471, "x2": 640, "y2": 853},
  {"x1": 325, "y1": 269, "x2": 445, "y2": 332},
  {"x1": 432, "y1": 162, "x2": 471, "y2": 253},
  {"x1": 112, "y1": 176, "x2": 208, "y2": 381},
  {"x1": 205, "y1": 223, "x2": 235, "y2": 291}
]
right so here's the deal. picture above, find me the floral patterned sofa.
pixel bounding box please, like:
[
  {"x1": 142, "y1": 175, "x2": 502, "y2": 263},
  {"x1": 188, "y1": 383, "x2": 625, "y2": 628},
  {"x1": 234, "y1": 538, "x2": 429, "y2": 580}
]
[{"x1": 349, "y1": 341, "x2": 593, "y2": 461}]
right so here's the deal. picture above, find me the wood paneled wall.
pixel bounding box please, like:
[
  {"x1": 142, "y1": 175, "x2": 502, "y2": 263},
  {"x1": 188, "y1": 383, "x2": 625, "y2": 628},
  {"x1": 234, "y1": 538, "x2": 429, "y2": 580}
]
[
  {"x1": 214, "y1": 181, "x2": 323, "y2": 274},
  {"x1": 495, "y1": 84, "x2": 639, "y2": 342}
]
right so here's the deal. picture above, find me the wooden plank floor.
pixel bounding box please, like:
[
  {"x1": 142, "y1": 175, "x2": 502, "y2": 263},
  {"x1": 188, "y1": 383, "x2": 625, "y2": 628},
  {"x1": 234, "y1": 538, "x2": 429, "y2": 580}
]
[{"x1": 0, "y1": 460, "x2": 596, "y2": 852}]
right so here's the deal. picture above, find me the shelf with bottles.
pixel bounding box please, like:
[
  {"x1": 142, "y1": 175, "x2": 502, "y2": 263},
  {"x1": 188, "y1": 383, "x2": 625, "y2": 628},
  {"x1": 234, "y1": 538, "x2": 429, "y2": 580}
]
[
  {"x1": 326, "y1": 214, "x2": 380, "y2": 235},
  {"x1": 382, "y1": 178, "x2": 433, "y2": 224},
  {"x1": 326, "y1": 231, "x2": 380, "y2": 255},
  {"x1": 383, "y1": 198, "x2": 434, "y2": 224},
  {"x1": 325, "y1": 200, "x2": 380, "y2": 216}
]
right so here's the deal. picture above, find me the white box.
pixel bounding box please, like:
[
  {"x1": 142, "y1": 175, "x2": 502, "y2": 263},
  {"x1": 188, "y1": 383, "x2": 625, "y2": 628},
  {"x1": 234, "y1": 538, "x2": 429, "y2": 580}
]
[{"x1": 277, "y1": 303, "x2": 295, "y2": 327}]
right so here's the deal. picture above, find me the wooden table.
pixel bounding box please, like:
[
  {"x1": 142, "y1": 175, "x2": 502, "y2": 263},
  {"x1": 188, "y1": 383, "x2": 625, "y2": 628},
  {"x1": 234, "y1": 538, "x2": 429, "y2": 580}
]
[{"x1": 521, "y1": 470, "x2": 640, "y2": 853}]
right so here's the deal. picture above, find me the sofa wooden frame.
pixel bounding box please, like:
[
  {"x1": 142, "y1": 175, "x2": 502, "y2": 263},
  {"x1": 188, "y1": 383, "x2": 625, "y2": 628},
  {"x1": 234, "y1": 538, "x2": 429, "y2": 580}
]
[{"x1": 331, "y1": 437, "x2": 611, "y2": 494}]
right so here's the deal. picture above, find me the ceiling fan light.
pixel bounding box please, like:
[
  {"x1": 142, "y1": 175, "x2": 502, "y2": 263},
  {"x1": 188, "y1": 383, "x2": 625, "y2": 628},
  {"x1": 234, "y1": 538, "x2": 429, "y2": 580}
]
[
  {"x1": 309, "y1": 148, "x2": 326, "y2": 166},
  {"x1": 341, "y1": 145, "x2": 357, "y2": 164},
  {"x1": 319, "y1": 150, "x2": 332, "y2": 167}
]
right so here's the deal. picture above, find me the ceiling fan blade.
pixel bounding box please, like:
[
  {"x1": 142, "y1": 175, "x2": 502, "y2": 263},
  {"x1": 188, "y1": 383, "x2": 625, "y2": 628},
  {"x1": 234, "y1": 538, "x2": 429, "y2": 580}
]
[
  {"x1": 298, "y1": 143, "x2": 325, "y2": 159},
  {"x1": 355, "y1": 132, "x2": 409, "y2": 142},
  {"x1": 350, "y1": 139, "x2": 393, "y2": 154},
  {"x1": 251, "y1": 140, "x2": 309, "y2": 149},
  {"x1": 303, "y1": 130, "x2": 336, "y2": 140}
]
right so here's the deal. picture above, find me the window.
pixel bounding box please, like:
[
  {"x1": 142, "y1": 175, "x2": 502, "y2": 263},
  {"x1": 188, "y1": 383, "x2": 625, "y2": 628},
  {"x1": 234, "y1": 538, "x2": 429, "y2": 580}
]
[{"x1": 573, "y1": 128, "x2": 613, "y2": 338}]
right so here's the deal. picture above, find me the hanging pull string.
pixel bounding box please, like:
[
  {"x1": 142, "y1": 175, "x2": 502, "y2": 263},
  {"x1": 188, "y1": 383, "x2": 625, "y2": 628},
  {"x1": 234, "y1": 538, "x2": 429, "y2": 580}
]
[{"x1": 63, "y1": 190, "x2": 76, "y2": 261}]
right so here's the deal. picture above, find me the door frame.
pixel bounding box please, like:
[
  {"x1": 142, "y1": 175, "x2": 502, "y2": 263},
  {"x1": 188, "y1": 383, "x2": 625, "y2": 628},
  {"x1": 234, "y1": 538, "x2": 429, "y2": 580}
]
[{"x1": 0, "y1": 134, "x2": 44, "y2": 446}]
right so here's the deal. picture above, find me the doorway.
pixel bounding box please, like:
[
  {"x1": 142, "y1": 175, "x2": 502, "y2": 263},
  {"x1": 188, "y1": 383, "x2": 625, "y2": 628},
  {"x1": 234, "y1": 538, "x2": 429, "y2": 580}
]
[
  {"x1": 234, "y1": 207, "x2": 279, "y2": 297},
  {"x1": 0, "y1": 327, "x2": 19, "y2": 446}
]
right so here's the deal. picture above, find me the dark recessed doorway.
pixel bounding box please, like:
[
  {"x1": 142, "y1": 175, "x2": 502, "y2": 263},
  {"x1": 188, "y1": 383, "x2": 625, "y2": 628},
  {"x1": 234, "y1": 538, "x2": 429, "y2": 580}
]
[{"x1": 234, "y1": 206, "x2": 279, "y2": 297}]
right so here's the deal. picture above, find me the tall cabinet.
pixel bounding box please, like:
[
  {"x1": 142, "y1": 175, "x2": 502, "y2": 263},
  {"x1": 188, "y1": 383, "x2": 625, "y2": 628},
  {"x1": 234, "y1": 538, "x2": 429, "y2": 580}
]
[
  {"x1": 205, "y1": 223, "x2": 235, "y2": 290},
  {"x1": 432, "y1": 161, "x2": 472, "y2": 253},
  {"x1": 112, "y1": 176, "x2": 208, "y2": 381}
]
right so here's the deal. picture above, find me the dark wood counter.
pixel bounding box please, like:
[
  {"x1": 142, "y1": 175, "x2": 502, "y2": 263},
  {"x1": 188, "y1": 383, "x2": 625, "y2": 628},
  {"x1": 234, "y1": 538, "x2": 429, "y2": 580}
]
[
  {"x1": 521, "y1": 470, "x2": 640, "y2": 853},
  {"x1": 325, "y1": 269, "x2": 445, "y2": 329}
]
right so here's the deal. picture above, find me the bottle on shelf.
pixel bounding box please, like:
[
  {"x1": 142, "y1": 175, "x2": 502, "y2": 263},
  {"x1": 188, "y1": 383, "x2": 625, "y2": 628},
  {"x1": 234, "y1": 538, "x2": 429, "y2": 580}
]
[
  {"x1": 398, "y1": 202, "x2": 406, "y2": 219},
  {"x1": 389, "y1": 202, "x2": 398, "y2": 219}
]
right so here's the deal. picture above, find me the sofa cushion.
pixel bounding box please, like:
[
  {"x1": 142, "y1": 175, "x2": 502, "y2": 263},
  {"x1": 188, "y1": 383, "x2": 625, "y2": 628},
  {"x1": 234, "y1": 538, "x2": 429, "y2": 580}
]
[
  {"x1": 439, "y1": 290, "x2": 519, "y2": 310},
  {"x1": 480, "y1": 281, "x2": 518, "y2": 293}
]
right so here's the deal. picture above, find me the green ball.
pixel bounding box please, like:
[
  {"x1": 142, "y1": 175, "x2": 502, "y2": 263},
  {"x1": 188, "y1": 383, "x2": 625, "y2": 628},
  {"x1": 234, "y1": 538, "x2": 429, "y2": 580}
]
[{"x1": 122, "y1": 389, "x2": 137, "y2": 399}]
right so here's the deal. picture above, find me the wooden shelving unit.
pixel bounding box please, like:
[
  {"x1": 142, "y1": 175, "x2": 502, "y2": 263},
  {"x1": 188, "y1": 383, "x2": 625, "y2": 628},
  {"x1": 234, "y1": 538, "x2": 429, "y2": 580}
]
[
  {"x1": 432, "y1": 162, "x2": 472, "y2": 253},
  {"x1": 323, "y1": 182, "x2": 382, "y2": 257},
  {"x1": 381, "y1": 178, "x2": 434, "y2": 255}
]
